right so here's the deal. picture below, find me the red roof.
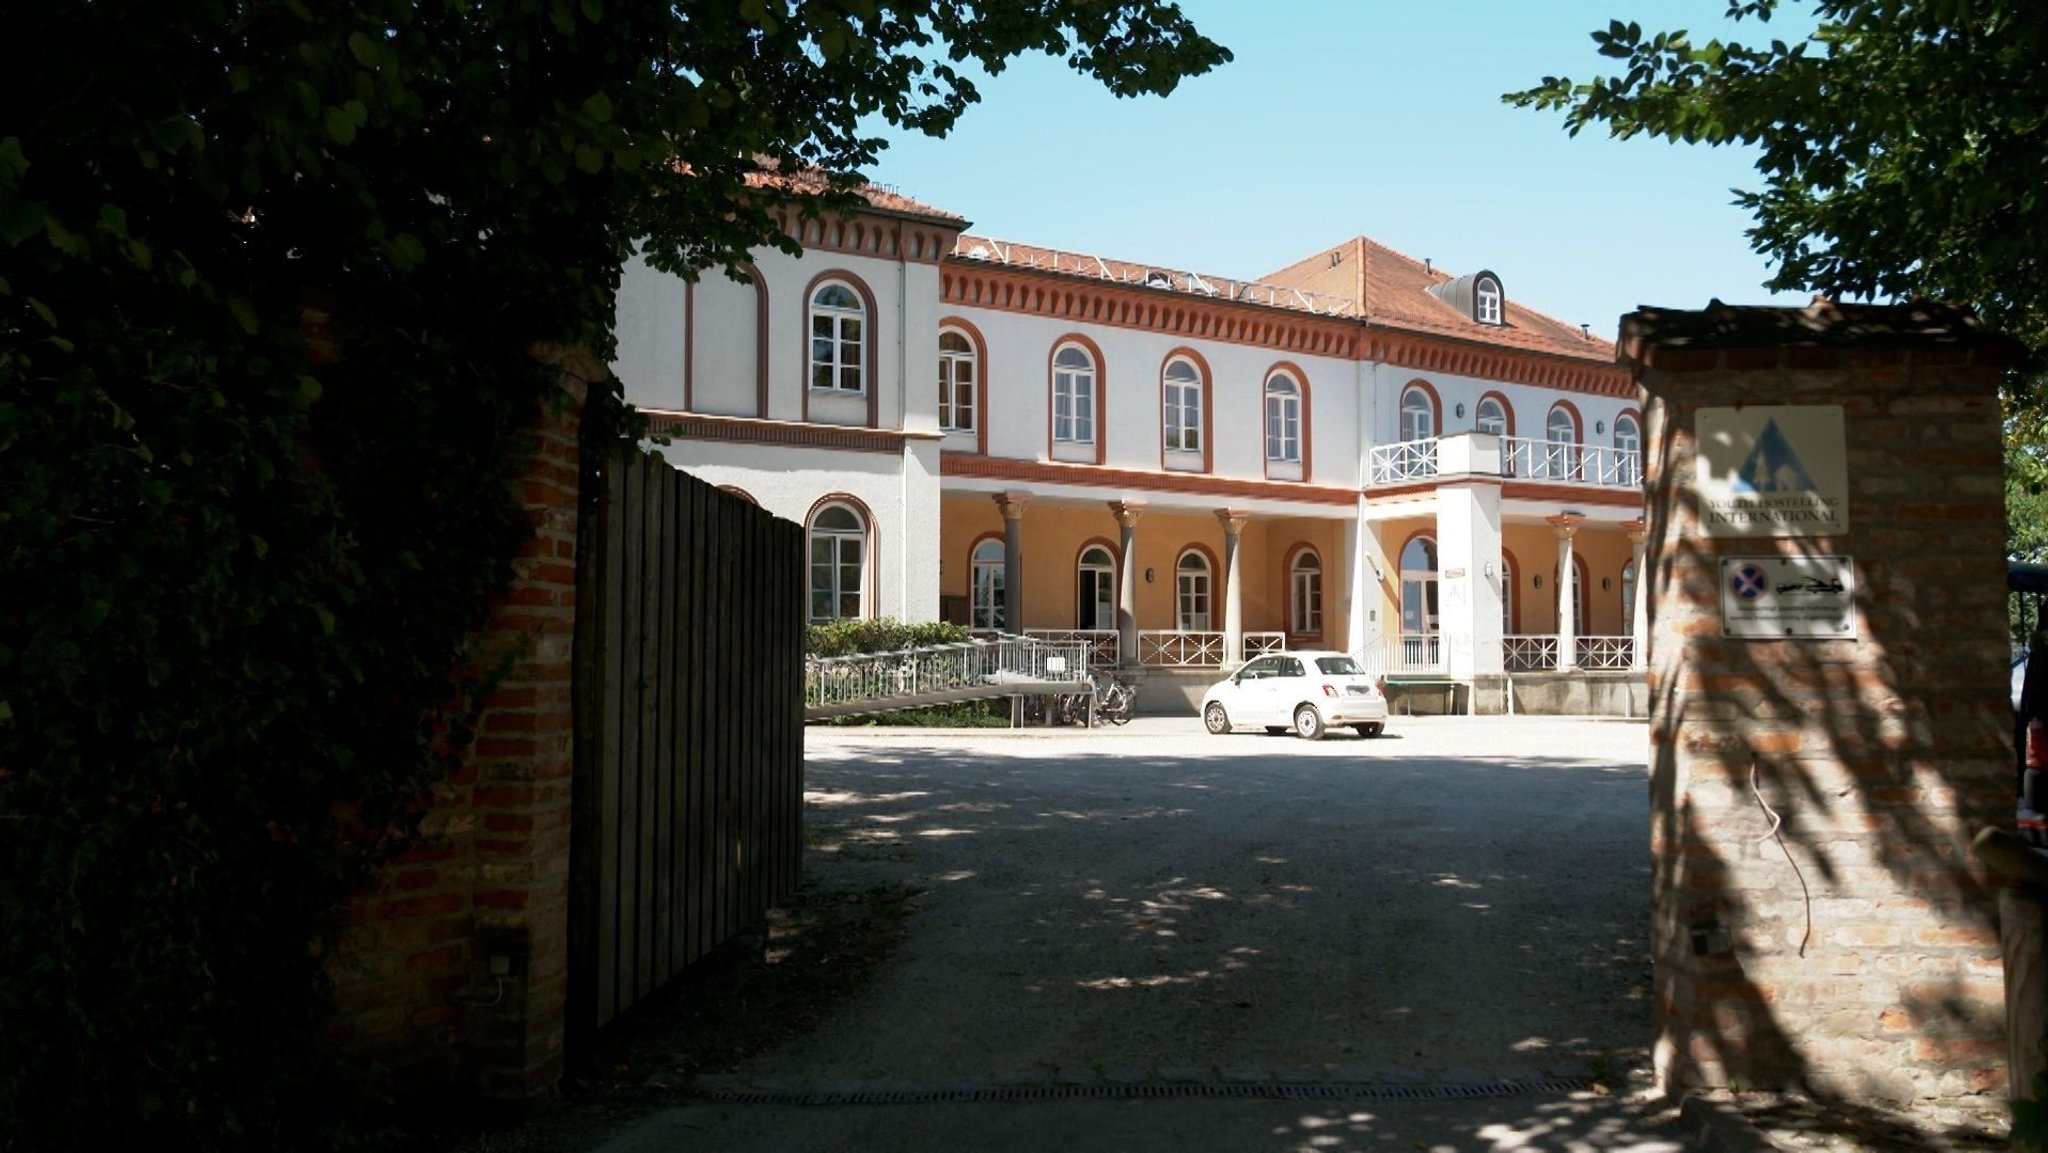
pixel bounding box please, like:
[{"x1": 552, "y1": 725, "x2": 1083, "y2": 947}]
[
  {"x1": 1259, "y1": 237, "x2": 1612, "y2": 363},
  {"x1": 740, "y1": 164, "x2": 965, "y2": 226},
  {"x1": 947, "y1": 232, "x2": 1613, "y2": 363}
]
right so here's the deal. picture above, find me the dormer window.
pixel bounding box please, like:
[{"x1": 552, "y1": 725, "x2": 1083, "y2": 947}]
[{"x1": 1475, "y1": 276, "x2": 1503, "y2": 325}]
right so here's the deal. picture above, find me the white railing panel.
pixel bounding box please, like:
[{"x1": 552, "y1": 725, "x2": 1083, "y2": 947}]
[
  {"x1": 1244, "y1": 632, "x2": 1288, "y2": 658},
  {"x1": 1140, "y1": 630, "x2": 1225, "y2": 668},
  {"x1": 1501, "y1": 437, "x2": 1640, "y2": 490},
  {"x1": 1396, "y1": 633, "x2": 1442, "y2": 672},
  {"x1": 804, "y1": 635, "x2": 1089, "y2": 712},
  {"x1": 1576, "y1": 635, "x2": 1635, "y2": 671},
  {"x1": 1503, "y1": 635, "x2": 1557, "y2": 672},
  {"x1": 1025, "y1": 628, "x2": 1119, "y2": 670},
  {"x1": 1368, "y1": 439, "x2": 1439, "y2": 485}
]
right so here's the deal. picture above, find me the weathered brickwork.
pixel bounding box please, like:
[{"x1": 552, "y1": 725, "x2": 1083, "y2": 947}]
[
  {"x1": 328, "y1": 352, "x2": 595, "y2": 1101},
  {"x1": 1624, "y1": 305, "x2": 2020, "y2": 1102}
]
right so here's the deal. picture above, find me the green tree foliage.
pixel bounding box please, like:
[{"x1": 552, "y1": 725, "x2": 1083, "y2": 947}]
[
  {"x1": 0, "y1": 3, "x2": 1226, "y2": 1149},
  {"x1": 1507, "y1": 2, "x2": 2048, "y2": 551}
]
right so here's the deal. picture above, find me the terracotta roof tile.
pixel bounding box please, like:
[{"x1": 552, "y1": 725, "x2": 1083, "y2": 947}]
[
  {"x1": 1260, "y1": 237, "x2": 1612, "y2": 363},
  {"x1": 947, "y1": 232, "x2": 1613, "y2": 363},
  {"x1": 740, "y1": 163, "x2": 965, "y2": 225}
]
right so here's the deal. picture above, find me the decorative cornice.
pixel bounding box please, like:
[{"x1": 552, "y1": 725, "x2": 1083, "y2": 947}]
[
  {"x1": 642, "y1": 410, "x2": 931, "y2": 454},
  {"x1": 772, "y1": 203, "x2": 963, "y2": 266},
  {"x1": 941, "y1": 454, "x2": 1358, "y2": 507},
  {"x1": 940, "y1": 261, "x2": 1633, "y2": 397}
]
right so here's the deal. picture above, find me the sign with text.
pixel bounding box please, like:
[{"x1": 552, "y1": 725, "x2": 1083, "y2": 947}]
[
  {"x1": 1695, "y1": 406, "x2": 1848, "y2": 537},
  {"x1": 1719, "y1": 555, "x2": 1857, "y2": 639}
]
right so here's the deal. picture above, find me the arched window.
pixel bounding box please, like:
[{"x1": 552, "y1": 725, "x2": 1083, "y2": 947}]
[
  {"x1": 939, "y1": 329, "x2": 975, "y2": 432},
  {"x1": 808, "y1": 502, "x2": 867, "y2": 622},
  {"x1": 1176, "y1": 551, "x2": 1212, "y2": 631},
  {"x1": 1290, "y1": 550, "x2": 1322, "y2": 636},
  {"x1": 1052, "y1": 344, "x2": 1096, "y2": 444},
  {"x1": 1265, "y1": 372, "x2": 1302, "y2": 463},
  {"x1": 1475, "y1": 275, "x2": 1504, "y2": 325},
  {"x1": 1400, "y1": 385, "x2": 1436, "y2": 442},
  {"x1": 1613, "y1": 412, "x2": 1642, "y2": 487},
  {"x1": 970, "y1": 538, "x2": 1005, "y2": 630},
  {"x1": 1545, "y1": 404, "x2": 1580, "y2": 480},
  {"x1": 1475, "y1": 395, "x2": 1508, "y2": 436},
  {"x1": 809, "y1": 282, "x2": 865, "y2": 392},
  {"x1": 1077, "y1": 545, "x2": 1116, "y2": 631},
  {"x1": 1399, "y1": 535, "x2": 1439, "y2": 668},
  {"x1": 1163, "y1": 357, "x2": 1202, "y2": 453}
]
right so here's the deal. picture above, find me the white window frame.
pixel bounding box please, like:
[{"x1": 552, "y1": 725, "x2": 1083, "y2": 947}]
[
  {"x1": 970, "y1": 538, "x2": 1004, "y2": 629},
  {"x1": 1163, "y1": 358, "x2": 1202, "y2": 454},
  {"x1": 1475, "y1": 277, "x2": 1503, "y2": 325},
  {"x1": 1400, "y1": 386, "x2": 1435, "y2": 442},
  {"x1": 939, "y1": 328, "x2": 975, "y2": 433},
  {"x1": 1475, "y1": 395, "x2": 1507, "y2": 436},
  {"x1": 1053, "y1": 345, "x2": 1096, "y2": 444},
  {"x1": 1290, "y1": 550, "x2": 1322, "y2": 635},
  {"x1": 809, "y1": 282, "x2": 865, "y2": 393},
  {"x1": 1176, "y1": 551, "x2": 1212, "y2": 632},
  {"x1": 1265, "y1": 373, "x2": 1302, "y2": 462},
  {"x1": 807, "y1": 502, "x2": 867, "y2": 622},
  {"x1": 1544, "y1": 405, "x2": 1581, "y2": 480},
  {"x1": 1614, "y1": 412, "x2": 1642, "y2": 486}
]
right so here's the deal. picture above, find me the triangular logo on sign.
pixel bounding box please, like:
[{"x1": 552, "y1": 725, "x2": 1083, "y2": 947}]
[{"x1": 1732, "y1": 419, "x2": 1816, "y2": 494}]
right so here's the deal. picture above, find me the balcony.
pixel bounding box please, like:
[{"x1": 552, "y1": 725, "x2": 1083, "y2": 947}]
[{"x1": 1367, "y1": 436, "x2": 1641, "y2": 491}]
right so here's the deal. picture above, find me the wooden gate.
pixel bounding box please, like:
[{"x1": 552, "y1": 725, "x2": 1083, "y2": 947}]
[{"x1": 568, "y1": 446, "x2": 804, "y2": 1036}]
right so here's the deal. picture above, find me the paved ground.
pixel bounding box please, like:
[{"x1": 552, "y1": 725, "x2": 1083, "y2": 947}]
[{"x1": 600, "y1": 715, "x2": 1703, "y2": 1151}]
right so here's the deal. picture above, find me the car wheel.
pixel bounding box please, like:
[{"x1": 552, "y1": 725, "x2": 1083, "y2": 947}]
[
  {"x1": 1354, "y1": 723, "x2": 1384, "y2": 738},
  {"x1": 1203, "y1": 702, "x2": 1231, "y2": 735},
  {"x1": 1294, "y1": 704, "x2": 1325, "y2": 741}
]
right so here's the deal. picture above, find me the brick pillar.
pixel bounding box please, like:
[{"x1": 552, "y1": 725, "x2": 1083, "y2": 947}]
[
  {"x1": 330, "y1": 348, "x2": 596, "y2": 1102},
  {"x1": 1623, "y1": 302, "x2": 2020, "y2": 1102}
]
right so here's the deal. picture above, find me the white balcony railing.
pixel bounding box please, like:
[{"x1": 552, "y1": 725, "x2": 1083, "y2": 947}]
[
  {"x1": 1368, "y1": 436, "x2": 1641, "y2": 491},
  {"x1": 1244, "y1": 631, "x2": 1289, "y2": 659},
  {"x1": 1501, "y1": 437, "x2": 1642, "y2": 488},
  {"x1": 1139, "y1": 630, "x2": 1225, "y2": 667},
  {"x1": 1503, "y1": 635, "x2": 1558, "y2": 672},
  {"x1": 1575, "y1": 635, "x2": 1636, "y2": 670},
  {"x1": 1368, "y1": 440, "x2": 1438, "y2": 485}
]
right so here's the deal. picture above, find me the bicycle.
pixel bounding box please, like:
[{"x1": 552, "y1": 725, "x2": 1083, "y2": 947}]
[{"x1": 1092, "y1": 671, "x2": 1135, "y2": 726}]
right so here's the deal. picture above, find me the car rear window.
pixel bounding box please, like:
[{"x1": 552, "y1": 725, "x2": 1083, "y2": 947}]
[{"x1": 1314, "y1": 656, "x2": 1362, "y2": 675}]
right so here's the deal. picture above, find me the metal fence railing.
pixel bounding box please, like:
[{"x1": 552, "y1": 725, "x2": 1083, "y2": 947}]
[{"x1": 804, "y1": 634, "x2": 1090, "y2": 715}]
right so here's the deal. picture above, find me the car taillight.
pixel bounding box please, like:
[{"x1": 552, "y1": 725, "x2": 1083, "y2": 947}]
[{"x1": 1321, "y1": 683, "x2": 1339, "y2": 698}]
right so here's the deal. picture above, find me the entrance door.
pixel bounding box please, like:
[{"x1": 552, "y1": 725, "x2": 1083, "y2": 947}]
[
  {"x1": 1077, "y1": 545, "x2": 1116, "y2": 630},
  {"x1": 1400, "y1": 535, "x2": 1440, "y2": 668}
]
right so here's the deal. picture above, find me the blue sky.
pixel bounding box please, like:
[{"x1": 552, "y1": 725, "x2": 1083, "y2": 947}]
[{"x1": 865, "y1": 1, "x2": 1812, "y2": 340}]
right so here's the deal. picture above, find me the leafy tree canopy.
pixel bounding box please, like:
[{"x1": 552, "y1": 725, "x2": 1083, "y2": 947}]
[
  {"x1": 0, "y1": 3, "x2": 1225, "y2": 1149},
  {"x1": 1507, "y1": 2, "x2": 2048, "y2": 499}
]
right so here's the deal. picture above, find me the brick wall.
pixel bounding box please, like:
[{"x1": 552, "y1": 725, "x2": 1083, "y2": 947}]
[
  {"x1": 329, "y1": 349, "x2": 595, "y2": 1100},
  {"x1": 1625, "y1": 303, "x2": 2020, "y2": 1102}
]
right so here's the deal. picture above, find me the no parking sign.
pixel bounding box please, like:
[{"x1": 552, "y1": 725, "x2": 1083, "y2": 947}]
[{"x1": 1718, "y1": 555, "x2": 1856, "y2": 639}]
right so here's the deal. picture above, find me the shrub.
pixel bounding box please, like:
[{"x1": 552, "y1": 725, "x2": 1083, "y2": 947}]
[{"x1": 805, "y1": 618, "x2": 971, "y2": 658}]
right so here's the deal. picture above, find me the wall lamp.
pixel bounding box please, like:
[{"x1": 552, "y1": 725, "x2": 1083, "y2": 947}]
[
  {"x1": 1595, "y1": 420, "x2": 1607, "y2": 434},
  {"x1": 1532, "y1": 574, "x2": 1544, "y2": 589},
  {"x1": 1144, "y1": 567, "x2": 1156, "y2": 583},
  {"x1": 1454, "y1": 403, "x2": 1467, "y2": 418}
]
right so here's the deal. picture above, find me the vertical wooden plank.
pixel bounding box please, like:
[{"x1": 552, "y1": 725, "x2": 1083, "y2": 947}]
[
  {"x1": 650, "y1": 463, "x2": 676, "y2": 987},
  {"x1": 598, "y1": 450, "x2": 631, "y2": 1026},
  {"x1": 689, "y1": 477, "x2": 716, "y2": 966},
  {"x1": 715, "y1": 496, "x2": 739, "y2": 944},
  {"x1": 568, "y1": 440, "x2": 615, "y2": 1041},
  {"x1": 744, "y1": 498, "x2": 765, "y2": 924},
  {"x1": 667, "y1": 468, "x2": 692, "y2": 974},
  {"x1": 781, "y1": 517, "x2": 803, "y2": 904},
  {"x1": 634, "y1": 454, "x2": 664, "y2": 1002},
  {"x1": 616, "y1": 453, "x2": 647, "y2": 1018}
]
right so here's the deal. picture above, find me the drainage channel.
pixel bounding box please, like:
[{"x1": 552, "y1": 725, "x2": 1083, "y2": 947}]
[{"x1": 702, "y1": 1076, "x2": 1594, "y2": 1108}]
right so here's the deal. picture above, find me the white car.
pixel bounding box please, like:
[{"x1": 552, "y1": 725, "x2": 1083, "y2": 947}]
[{"x1": 1200, "y1": 650, "x2": 1388, "y2": 740}]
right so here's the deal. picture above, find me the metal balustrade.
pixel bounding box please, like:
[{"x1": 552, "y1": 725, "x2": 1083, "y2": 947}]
[
  {"x1": 805, "y1": 635, "x2": 1090, "y2": 718},
  {"x1": 1501, "y1": 437, "x2": 1641, "y2": 488},
  {"x1": 1139, "y1": 630, "x2": 1225, "y2": 667},
  {"x1": 1367, "y1": 436, "x2": 1641, "y2": 490},
  {"x1": 1244, "y1": 632, "x2": 1289, "y2": 658},
  {"x1": 1024, "y1": 628, "x2": 1119, "y2": 669},
  {"x1": 1369, "y1": 440, "x2": 1439, "y2": 484},
  {"x1": 1503, "y1": 635, "x2": 1558, "y2": 672},
  {"x1": 1575, "y1": 635, "x2": 1636, "y2": 670}
]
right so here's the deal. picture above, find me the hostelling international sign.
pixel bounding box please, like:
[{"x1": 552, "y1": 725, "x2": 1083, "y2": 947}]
[{"x1": 1694, "y1": 406, "x2": 1848, "y2": 538}]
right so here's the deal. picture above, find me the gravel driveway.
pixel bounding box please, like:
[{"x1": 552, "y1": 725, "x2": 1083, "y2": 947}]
[{"x1": 750, "y1": 715, "x2": 1657, "y2": 1086}]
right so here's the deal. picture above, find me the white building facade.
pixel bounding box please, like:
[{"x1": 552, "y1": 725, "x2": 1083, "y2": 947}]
[{"x1": 613, "y1": 186, "x2": 1647, "y2": 711}]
